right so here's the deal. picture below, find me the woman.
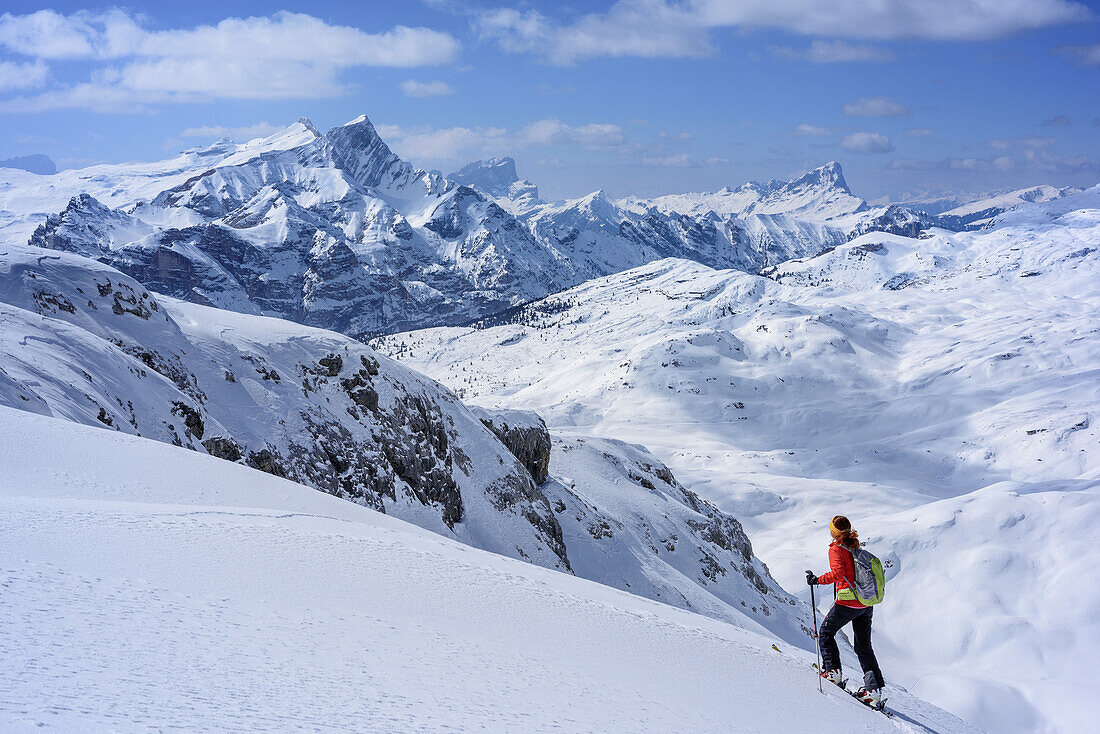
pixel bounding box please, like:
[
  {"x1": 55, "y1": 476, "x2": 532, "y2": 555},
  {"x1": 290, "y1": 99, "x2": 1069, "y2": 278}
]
[{"x1": 806, "y1": 515, "x2": 885, "y2": 707}]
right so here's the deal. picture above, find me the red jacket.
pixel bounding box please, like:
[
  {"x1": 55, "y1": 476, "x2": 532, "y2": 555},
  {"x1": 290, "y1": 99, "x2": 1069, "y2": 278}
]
[{"x1": 818, "y1": 541, "x2": 864, "y2": 608}]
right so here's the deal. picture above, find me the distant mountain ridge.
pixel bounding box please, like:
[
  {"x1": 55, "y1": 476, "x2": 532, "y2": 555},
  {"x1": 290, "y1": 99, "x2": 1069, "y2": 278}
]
[
  {"x1": 0, "y1": 154, "x2": 56, "y2": 175},
  {"x1": 3, "y1": 113, "x2": 1072, "y2": 339}
]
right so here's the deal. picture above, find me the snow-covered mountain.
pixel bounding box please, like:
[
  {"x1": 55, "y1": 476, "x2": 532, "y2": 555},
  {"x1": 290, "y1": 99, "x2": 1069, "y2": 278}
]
[
  {"x1": 375, "y1": 187, "x2": 1100, "y2": 734},
  {"x1": 5, "y1": 115, "x2": 958, "y2": 340},
  {"x1": 935, "y1": 184, "x2": 1081, "y2": 229},
  {"x1": 0, "y1": 120, "x2": 321, "y2": 245},
  {"x1": 1, "y1": 405, "x2": 982, "y2": 733},
  {"x1": 0, "y1": 153, "x2": 56, "y2": 175},
  {"x1": 448, "y1": 155, "x2": 541, "y2": 212},
  {"x1": 636, "y1": 160, "x2": 867, "y2": 218},
  {"x1": 479, "y1": 158, "x2": 944, "y2": 280},
  {"x1": 24, "y1": 116, "x2": 573, "y2": 338},
  {"x1": 0, "y1": 240, "x2": 807, "y2": 644}
]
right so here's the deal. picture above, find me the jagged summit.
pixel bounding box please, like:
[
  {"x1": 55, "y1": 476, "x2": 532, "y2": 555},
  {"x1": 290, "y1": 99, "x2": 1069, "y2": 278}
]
[
  {"x1": 793, "y1": 160, "x2": 848, "y2": 191},
  {"x1": 741, "y1": 160, "x2": 864, "y2": 218},
  {"x1": 297, "y1": 117, "x2": 322, "y2": 137},
  {"x1": 742, "y1": 162, "x2": 850, "y2": 200},
  {"x1": 316, "y1": 114, "x2": 416, "y2": 190},
  {"x1": 631, "y1": 160, "x2": 866, "y2": 221}
]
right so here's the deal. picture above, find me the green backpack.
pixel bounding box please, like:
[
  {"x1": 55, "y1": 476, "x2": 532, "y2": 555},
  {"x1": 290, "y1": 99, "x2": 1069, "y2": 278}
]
[{"x1": 841, "y1": 545, "x2": 886, "y2": 606}]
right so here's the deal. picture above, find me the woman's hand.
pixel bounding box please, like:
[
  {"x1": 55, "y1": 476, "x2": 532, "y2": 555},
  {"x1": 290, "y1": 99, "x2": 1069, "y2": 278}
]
[{"x1": 805, "y1": 570, "x2": 818, "y2": 586}]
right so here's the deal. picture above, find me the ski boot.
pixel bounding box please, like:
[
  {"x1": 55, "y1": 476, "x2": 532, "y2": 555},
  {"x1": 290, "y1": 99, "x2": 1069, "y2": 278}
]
[
  {"x1": 820, "y1": 669, "x2": 846, "y2": 688},
  {"x1": 854, "y1": 687, "x2": 883, "y2": 709}
]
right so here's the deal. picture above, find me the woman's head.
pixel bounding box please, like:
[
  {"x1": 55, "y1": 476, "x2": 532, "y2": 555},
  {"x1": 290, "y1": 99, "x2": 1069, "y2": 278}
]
[{"x1": 829, "y1": 515, "x2": 860, "y2": 549}]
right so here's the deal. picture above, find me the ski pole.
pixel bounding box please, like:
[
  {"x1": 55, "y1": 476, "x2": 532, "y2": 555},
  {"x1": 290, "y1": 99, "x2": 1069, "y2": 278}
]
[{"x1": 809, "y1": 575, "x2": 822, "y2": 693}]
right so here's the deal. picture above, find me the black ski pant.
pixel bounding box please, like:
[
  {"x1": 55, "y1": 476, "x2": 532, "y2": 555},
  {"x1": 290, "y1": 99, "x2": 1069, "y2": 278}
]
[{"x1": 819, "y1": 603, "x2": 885, "y2": 690}]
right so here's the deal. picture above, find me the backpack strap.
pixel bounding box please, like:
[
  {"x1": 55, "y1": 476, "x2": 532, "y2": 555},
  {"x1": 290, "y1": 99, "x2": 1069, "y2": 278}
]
[{"x1": 837, "y1": 544, "x2": 862, "y2": 602}]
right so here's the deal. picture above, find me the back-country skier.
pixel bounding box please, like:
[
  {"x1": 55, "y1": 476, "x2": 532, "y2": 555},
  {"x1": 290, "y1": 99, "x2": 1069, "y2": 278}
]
[{"x1": 806, "y1": 515, "x2": 886, "y2": 708}]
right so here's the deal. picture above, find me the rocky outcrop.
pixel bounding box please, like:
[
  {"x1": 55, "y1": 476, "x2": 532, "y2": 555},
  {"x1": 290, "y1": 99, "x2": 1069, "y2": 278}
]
[
  {"x1": 542, "y1": 434, "x2": 810, "y2": 646},
  {"x1": 471, "y1": 407, "x2": 552, "y2": 484}
]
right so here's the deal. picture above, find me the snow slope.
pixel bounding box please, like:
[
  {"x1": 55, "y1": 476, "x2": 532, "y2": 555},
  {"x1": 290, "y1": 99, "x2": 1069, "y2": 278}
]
[
  {"x1": 376, "y1": 187, "x2": 1100, "y2": 734},
  {"x1": 0, "y1": 241, "x2": 812, "y2": 645},
  {"x1": 0, "y1": 241, "x2": 572, "y2": 569},
  {"x1": 0, "y1": 406, "x2": 980, "y2": 734}
]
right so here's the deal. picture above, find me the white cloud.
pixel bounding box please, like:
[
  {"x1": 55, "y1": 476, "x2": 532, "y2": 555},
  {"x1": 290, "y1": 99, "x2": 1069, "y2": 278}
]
[
  {"x1": 477, "y1": 0, "x2": 1087, "y2": 63},
  {"x1": 518, "y1": 119, "x2": 627, "y2": 149},
  {"x1": 770, "y1": 40, "x2": 894, "y2": 63},
  {"x1": 400, "y1": 79, "x2": 455, "y2": 98},
  {"x1": 15, "y1": 132, "x2": 58, "y2": 144},
  {"x1": 989, "y1": 136, "x2": 1056, "y2": 150},
  {"x1": 842, "y1": 96, "x2": 910, "y2": 117},
  {"x1": 0, "y1": 10, "x2": 460, "y2": 110},
  {"x1": 0, "y1": 59, "x2": 48, "y2": 91},
  {"x1": 0, "y1": 9, "x2": 110, "y2": 58},
  {"x1": 476, "y1": 3, "x2": 710, "y2": 64},
  {"x1": 642, "y1": 153, "x2": 695, "y2": 167},
  {"x1": 385, "y1": 125, "x2": 507, "y2": 160},
  {"x1": 0, "y1": 10, "x2": 458, "y2": 65},
  {"x1": 180, "y1": 122, "x2": 282, "y2": 140},
  {"x1": 906, "y1": 127, "x2": 933, "y2": 137},
  {"x1": 641, "y1": 153, "x2": 729, "y2": 167},
  {"x1": 840, "y1": 132, "x2": 893, "y2": 154},
  {"x1": 1054, "y1": 42, "x2": 1100, "y2": 65},
  {"x1": 794, "y1": 124, "x2": 832, "y2": 136},
  {"x1": 378, "y1": 118, "x2": 636, "y2": 163},
  {"x1": 889, "y1": 148, "x2": 1097, "y2": 174},
  {"x1": 690, "y1": 0, "x2": 1087, "y2": 41}
]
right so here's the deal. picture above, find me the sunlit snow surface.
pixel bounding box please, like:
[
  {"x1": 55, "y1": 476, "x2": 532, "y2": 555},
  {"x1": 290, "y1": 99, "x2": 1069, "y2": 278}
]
[
  {"x1": 377, "y1": 187, "x2": 1100, "y2": 734},
  {"x1": 0, "y1": 408, "x2": 982, "y2": 734}
]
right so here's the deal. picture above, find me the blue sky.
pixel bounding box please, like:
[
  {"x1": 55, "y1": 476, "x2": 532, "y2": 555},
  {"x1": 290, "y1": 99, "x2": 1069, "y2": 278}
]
[{"x1": 0, "y1": 1, "x2": 1098, "y2": 202}]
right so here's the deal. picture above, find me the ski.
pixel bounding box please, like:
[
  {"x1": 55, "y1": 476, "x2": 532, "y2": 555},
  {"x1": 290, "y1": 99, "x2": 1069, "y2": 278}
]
[{"x1": 812, "y1": 664, "x2": 892, "y2": 718}]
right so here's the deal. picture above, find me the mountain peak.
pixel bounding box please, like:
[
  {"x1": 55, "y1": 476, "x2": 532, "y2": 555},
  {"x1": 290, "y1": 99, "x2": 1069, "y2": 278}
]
[
  {"x1": 342, "y1": 113, "x2": 372, "y2": 127},
  {"x1": 0, "y1": 153, "x2": 57, "y2": 176},
  {"x1": 792, "y1": 161, "x2": 848, "y2": 192},
  {"x1": 297, "y1": 117, "x2": 321, "y2": 138},
  {"x1": 448, "y1": 157, "x2": 520, "y2": 196},
  {"x1": 321, "y1": 114, "x2": 409, "y2": 189}
]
